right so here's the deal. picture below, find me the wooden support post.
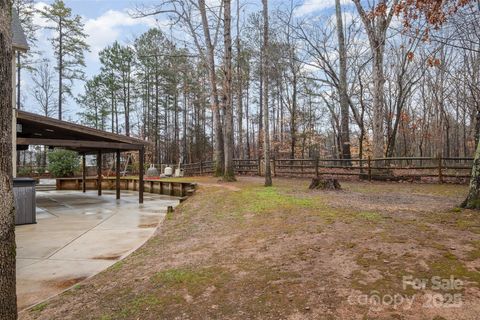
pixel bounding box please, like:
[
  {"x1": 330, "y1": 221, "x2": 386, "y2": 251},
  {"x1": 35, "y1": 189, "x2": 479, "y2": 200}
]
[
  {"x1": 368, "y1": 156, "x2": 372, "y2": 182},
  {"x1": 301, "y1": 160, "x2": 304, "y2": 175},
  {"x1": 82, "y1": 153, "x2": 86, "y2": 193},
  {"x1": 97, "y1": 150, "x2": 102, "y2": 196},
  {"x1": 116, "y1": 149, "x2": 121, "y2": 200},
  {"x1": 139, "y1": 147, "x2": 145, "y2": 204},
  {"x1": 315, "y1": 157, "x2": 319, "y2": 177},
  {"x1": 258, "y1": 157, "x2": 261, "y2": 176},
  {"x1": 438, "y1": 155, "x2": 443, "y2": 184},
  {"x1": 200, "y1": 160, "x2": 203, "y2": 175},
  {"x1": 273, "y1": 157, "x2": 276, "y2": 177}
]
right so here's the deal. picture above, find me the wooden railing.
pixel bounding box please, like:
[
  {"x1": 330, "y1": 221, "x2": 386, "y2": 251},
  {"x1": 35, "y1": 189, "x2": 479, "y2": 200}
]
[
  {"x1": 56, "y1": 177, "x2": 196, "y2": 198},
  {"x1": 182, "y1": 157, "x2": 474, "y2": 183}
]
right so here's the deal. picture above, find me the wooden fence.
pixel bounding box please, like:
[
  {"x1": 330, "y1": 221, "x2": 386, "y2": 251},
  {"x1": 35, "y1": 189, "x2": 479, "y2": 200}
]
[{"x1": 182, "y1": 157, "x2": 474, "y2": 183}]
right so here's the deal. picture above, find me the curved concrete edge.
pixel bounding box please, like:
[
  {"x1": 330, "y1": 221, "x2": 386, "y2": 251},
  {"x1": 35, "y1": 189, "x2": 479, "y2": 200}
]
[{"x1": 16, "y1": 190, "x2": 187, "y2": 314}]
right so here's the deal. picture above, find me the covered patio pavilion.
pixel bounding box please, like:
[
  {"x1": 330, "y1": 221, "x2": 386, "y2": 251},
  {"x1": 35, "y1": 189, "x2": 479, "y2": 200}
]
[{"x1": 15, "y1": 110, "x2": 151, "y2": 203}]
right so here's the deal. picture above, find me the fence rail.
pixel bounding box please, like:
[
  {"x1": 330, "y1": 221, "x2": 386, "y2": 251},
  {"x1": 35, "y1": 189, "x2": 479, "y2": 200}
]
[{"x1": 181, "y1": 157, "x2": 474, "y2": 184}]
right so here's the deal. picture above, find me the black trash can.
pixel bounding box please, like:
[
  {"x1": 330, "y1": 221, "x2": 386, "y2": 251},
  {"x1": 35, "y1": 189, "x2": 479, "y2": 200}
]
[{"x1": 13, "y1": 178, "x2": 37, "y2": 225}]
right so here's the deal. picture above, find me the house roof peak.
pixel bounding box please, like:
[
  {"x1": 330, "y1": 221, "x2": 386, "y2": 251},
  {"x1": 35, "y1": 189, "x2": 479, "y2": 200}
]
[{"x1": 12, "y1": 9, "x2": 29, "y2": 52}]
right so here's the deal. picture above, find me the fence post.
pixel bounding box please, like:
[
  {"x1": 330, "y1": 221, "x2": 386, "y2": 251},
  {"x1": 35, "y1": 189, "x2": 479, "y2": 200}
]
[
  {"x1": 273, "y1": 157, "x2": 276, "y2": 177},
  {"x1": 315, "y1": 157, "x2": 319, "y2": 177},
  {"x1": 200, "y1": 160, "x2": 203, "y2": 175},
  {"x1": 368, "y1": 156, "x2": 372, "y2": 182},
  {"x1": 258, "y1": 156, "x2": 261, "y2": 176},
  {"x1": 438, "y1": 156, "x2": 443, "y2": 184}
]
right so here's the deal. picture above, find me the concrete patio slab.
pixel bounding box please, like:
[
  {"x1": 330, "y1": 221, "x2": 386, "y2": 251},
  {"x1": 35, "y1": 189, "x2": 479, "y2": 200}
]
[
  {"x1": 15, "y1": 190, "x2": 180, "y2": 310},
  {"x1": 17, "y1": 259, "x2": 114, "y2": 310}
]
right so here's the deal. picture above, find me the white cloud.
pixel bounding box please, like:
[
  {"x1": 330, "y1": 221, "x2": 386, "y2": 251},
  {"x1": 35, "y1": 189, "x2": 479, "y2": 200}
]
[
  {"x1": 294, "y1": 0, "x2": 350, "y2": 17},
  {"x1": 295, "y1": 0, "x2": 333, "y2": 16},
  {"x1": 32, "y1": 2, "x2": 54, "y2": 28},
  {"x1": 84, "y1": 10, "x2": 158, "y2": 59}
]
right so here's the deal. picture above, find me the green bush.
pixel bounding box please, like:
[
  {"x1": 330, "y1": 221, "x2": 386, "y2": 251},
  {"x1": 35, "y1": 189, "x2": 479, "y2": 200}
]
[
  {"x1": 48, "y1": 149, "x2": 79, "y2": 177},
  {"x1": 36, "y1": 166, "x2": 46, "y2": 175},
  {"x1": 17, "y1": 166, "x2": 33, "y2": 177}
]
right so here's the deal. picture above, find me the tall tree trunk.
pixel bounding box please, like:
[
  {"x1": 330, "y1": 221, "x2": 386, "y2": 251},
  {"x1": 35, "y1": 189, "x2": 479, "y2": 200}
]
[
  {"x1": 290, "y1": 73, "x2": 297, "y2": 159},
  {"x1": 58, "y1": 16, "x2": 63, "y2": 120},
  {"x1": 245, "y1": 73, "x2": 250, "y2": 159},
  {"x1": 236, "y1": 0, "x2": 243, "y2": 159},
  {"x1": 0, "y1": 2, "x2": 18, "y2": 318},
  {"x1": 16, "y1": 52, "x2": 20, "y2": 109},
  {"x1": 258, "y1": 49, "x2": 263, "y2": 158},
  {"x1": 174, "y1": 92, "x2": 179, "y2": 163},
  {"x1": 262, "y1": 0, "x2": 272, "y2": 186},
  {"x1": 335, "y1": 0, "x2": 351, "y2": 162},
  {"x1": 223, "y1": 0, "x2": 236, "y2": 181},
  {"x1": 462, "y1": 139, "x2": 480, "y2": 209},
  {"x1": 183, "y1": 73, "x2": 188, "y2": 163},
  {"x1": 199, "y1": 0, "x2": 223, "y2": 176},
  {"x1": 372, "y1": 47, "x2": 385, "y2": 159},
  {"x1": 353, "y1": 0, "x2": 397, "y2": 161},
  {"x1": 125, "y1": 63, "x2": 131, "y2": 136}
]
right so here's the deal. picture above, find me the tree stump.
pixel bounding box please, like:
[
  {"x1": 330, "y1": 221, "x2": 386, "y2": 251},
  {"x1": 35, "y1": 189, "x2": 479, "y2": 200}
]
[{"x1": 309, "y1": 176, "x2": 341, "y2": 190}]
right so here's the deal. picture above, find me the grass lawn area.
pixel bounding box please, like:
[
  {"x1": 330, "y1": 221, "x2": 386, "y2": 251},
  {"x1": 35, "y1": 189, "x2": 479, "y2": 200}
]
[{"x1": 22, "y1": 177, "x2": 480, "y2": 320}]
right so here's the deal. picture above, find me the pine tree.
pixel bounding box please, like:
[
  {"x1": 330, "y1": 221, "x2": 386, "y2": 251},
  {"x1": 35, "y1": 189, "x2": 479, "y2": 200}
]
[
  {"x1": 99, "y1": 41, "x2": 136, "y2": 135},
  {"x1": 77, "y1": 75, "x2": 109, "y2": 131},
  {"x1": 134, "y1": 29, "x2": 165, "y2": 161},
  {"x1": 41, "y1": 0, "x2": 89, "y2": 120},
  {"x1": 133, "y1": 28, "x2": 185, "y2": 164},
  {"x1": 99, "y1": 41, "x2": 134, "y2": 136}
]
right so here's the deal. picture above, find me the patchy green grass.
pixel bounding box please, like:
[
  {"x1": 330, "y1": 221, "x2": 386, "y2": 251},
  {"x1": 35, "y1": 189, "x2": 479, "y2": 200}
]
[
  {"x1": 232, "y1": 186, "x2": 319, "y2": 214},
  {"x1": 112, "y1": 294, "x2": 183, "y2": 319},
  {"x1": 356, "y1": 211, "x2": 383, "y2": 221},
  {"x1": 30, "y1": 302, "x2": 48, "y2": 313},
  {"x1": 466, "y1": 240, "x2": 480, "y2": 261},
  {"x1": 150, "y1": 267, "x2": 226, "y2": 295},
  {"x1": 108, "y1": 260, "x2": 124, "y2": 272}
]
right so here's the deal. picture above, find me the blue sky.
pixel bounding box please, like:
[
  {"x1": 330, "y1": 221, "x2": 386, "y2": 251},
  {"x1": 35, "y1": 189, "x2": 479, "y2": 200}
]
[{"x1": 24, "y1": 0, "x2": 346, "y2": 119}]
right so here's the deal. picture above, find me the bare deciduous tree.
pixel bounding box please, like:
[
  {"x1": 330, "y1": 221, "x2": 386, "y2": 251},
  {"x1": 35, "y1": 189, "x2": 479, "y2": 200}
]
[{"x1": 31, "y1": 59, "x2": 57, "y2": 117}]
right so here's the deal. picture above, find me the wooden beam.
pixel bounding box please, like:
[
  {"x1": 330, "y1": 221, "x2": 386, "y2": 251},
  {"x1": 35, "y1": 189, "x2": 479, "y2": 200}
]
[
  {"x1": 82, "y1": 154, "x2": 86, "y2": 193},
  {"x1": 116, "y1": 150, "x2": 120, "y2": 200},
  {"x1": 139, "y1": 147, "x2": 144, "y2": 204},
  {"x1": 16, "y1": 137, "x2": 143, "y2": 151},
  {"x1": 97, "y1": 150, "x2": 102, "y2": 196},
  {"x1": 17, "y1": 110, "x2": 151, "y2": 146}
]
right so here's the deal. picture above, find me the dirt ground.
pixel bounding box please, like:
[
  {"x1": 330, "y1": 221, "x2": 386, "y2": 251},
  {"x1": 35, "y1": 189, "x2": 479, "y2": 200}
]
[{"x1": 21, "y1": 177, "x2": 480, "y2": 320}]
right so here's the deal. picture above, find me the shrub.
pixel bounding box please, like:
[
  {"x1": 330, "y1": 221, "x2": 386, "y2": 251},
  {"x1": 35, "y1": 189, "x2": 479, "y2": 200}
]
[
  {"x1": 36, "y1": 166, "x2": 46, "y2": 175},
  {"x1": 48, "y1": 149, "x2": 79, "y2": 177},
  {"x1": 17, "y1": 166, "x2": 33, "y2": 177}
]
